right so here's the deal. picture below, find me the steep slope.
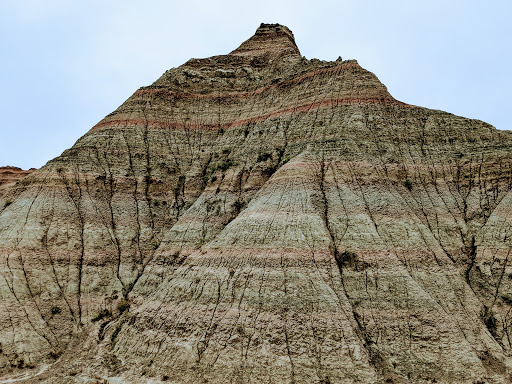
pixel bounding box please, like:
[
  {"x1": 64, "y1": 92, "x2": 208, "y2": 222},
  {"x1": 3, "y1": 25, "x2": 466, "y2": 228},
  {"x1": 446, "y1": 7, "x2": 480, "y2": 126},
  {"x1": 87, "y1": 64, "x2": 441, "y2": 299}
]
[{"x1": 1, "y1": 23, "x2": 512, "y2": 383}]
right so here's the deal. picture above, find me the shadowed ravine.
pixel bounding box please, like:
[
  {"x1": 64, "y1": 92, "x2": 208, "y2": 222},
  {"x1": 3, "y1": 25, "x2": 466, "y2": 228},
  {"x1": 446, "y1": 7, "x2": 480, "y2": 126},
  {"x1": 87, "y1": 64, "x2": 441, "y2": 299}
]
[{"x1": 1, "y1": 23, "x2": 512, "y2": 383}]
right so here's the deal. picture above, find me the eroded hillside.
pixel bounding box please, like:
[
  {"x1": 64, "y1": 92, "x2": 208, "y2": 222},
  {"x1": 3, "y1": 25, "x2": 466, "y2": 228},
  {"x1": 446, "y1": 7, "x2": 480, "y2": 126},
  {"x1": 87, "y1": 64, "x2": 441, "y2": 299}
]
[
  {"x1": 1, "y1": 23, "x2": 512, "y2": 383},
  {"x1": 0, "y1": 166, "x2": 35, "y2": 197}
]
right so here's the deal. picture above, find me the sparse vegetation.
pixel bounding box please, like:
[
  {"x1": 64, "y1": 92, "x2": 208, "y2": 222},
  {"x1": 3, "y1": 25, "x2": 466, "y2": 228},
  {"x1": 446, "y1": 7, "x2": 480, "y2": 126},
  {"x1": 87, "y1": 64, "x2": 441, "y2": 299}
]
[
  {"x1": 51, "y1": 306, "x2": 62, "y2": 315},
  {"x1": 482, "y1": 306, "x2": 498, "y2": 339},
  {"x1": 217, "y1": 158, "x2": 235, "y2": 172},
  {"x1": 117, "y1": 299, "x2": 130, "y2": 314},
  {"x1": 48, "y1": 350, "x2": 62, "y2": 360},
  {"x1": 338, "y1": 250, "x2": 357, "y2": 268},
  {"x1": 205, "y1": 158, "x2": 237, "y2": 181},
  {"x1": 262, "y1": 163, "x2": 278, "y2": 177},
  {"x1": 92, "y1": 309, "x2": 112, "y2": 323},
  {"x1": 257, "y1": 152, "x2": 272, "y2": 162},
  {"x1": 404, "y1": 178, "x2": 413, "y2": 191},
  {"x1": 233, "y1": 198, "x2": 246, "y2": 213}
]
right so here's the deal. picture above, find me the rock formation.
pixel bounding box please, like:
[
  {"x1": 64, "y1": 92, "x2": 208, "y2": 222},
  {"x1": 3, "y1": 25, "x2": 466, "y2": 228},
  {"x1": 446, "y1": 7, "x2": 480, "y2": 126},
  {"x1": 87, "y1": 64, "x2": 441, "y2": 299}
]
[
  {"x1": 0, "y1": 166, "x2": 35, "y2": 196},
  {"x1": 1, "y1": 23, "x2": 512, "y2": 383}
]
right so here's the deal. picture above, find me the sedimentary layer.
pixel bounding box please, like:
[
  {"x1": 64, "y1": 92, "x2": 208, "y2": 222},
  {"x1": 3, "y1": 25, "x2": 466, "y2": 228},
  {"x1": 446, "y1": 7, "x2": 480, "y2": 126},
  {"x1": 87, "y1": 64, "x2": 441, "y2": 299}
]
[
  {"x1": 0, "y1": 23, "x2": 512, "y2": 383},
  {"x1": 0, "y1": 166, "x2": 35, "y2": 196}
]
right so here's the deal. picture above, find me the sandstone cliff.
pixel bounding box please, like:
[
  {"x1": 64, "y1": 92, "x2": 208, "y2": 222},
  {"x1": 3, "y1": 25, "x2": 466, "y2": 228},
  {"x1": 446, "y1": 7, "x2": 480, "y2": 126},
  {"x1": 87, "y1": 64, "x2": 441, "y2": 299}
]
[{"x1": 0, "y1": 23, "x2": 512, "y2": 383}]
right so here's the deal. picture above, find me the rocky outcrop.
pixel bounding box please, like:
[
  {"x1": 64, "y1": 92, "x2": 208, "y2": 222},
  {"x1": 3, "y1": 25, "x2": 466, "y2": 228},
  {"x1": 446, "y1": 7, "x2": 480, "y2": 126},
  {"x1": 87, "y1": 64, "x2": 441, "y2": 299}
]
[
  {"x1": 0, "y1": 23, "x2": 512, "y2": 383},
  {"x1": 0, "y1": 166, "x2": 35, "y2": 197},
  {"x1": 0, "y1": 166, "x2": 34, "y2": 187}
]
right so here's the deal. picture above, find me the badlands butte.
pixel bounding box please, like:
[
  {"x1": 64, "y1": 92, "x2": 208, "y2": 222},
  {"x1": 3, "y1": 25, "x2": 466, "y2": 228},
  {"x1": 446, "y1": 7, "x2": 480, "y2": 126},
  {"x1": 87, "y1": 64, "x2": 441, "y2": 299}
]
[{"x1": 0, "y1": 23, "x2": 512, "y2": 384}]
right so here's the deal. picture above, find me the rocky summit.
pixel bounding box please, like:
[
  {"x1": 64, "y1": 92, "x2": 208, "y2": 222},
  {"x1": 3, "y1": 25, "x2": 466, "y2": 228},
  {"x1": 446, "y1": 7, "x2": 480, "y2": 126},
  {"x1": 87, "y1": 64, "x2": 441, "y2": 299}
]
[{"x1": 1, "y1": 23, "x2": 512, "y2": 384}]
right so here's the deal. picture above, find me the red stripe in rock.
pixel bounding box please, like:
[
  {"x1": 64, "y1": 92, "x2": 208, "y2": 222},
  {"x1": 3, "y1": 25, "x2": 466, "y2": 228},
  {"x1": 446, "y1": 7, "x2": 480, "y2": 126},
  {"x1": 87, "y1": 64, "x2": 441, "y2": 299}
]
[
  {"x1": 134, "y1": 63, "x2": 362, "y2": 100},
  {"x1": 90, "y1": 97, "x2": 409, "y2": 131}
]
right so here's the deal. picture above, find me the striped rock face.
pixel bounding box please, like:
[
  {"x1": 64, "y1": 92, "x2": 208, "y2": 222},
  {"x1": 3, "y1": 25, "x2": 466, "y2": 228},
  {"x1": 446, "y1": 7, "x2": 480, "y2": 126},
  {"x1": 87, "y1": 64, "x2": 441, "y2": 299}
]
[
  {"x1": 1, "y1": 23, "x2": 512, "y2": 383},
  {"x1": 0, "y1": 167, "x2": 35, "y2": 197}
]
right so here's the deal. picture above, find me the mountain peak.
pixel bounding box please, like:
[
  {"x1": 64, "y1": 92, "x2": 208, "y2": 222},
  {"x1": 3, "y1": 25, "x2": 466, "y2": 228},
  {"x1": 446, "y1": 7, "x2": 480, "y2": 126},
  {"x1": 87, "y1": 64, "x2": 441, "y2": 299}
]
[
  {"x1": 1, "y1": 22, "x2": 511, "y2": 384},
  {"x1": 230, "y1": 23, "x2": 301, "y2": 59}
]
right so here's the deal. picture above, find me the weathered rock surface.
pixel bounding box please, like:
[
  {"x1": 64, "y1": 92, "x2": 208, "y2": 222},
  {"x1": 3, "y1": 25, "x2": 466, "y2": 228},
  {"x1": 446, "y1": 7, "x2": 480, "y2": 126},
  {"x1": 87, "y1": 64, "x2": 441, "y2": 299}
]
[
  {"x1": 1, "y1": 23, "x2": 512, "y2": 383},
  {"x1": 0, "y1": 166, "x2": 35, "y2": 197}
]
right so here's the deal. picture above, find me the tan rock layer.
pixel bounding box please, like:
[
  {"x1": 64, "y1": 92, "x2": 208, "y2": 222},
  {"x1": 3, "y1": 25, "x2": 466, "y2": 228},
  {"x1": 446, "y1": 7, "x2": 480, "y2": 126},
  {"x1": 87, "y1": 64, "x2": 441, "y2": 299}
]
[
  {"x1": 91, "y1": 97, "x2": 408, "y2": 132},
  {"x1": 0, "y1": 166, "x2": 34, "y2": 187},
  {"x1": 0, "y1": 23, "x2": 512, "y2": 383}
]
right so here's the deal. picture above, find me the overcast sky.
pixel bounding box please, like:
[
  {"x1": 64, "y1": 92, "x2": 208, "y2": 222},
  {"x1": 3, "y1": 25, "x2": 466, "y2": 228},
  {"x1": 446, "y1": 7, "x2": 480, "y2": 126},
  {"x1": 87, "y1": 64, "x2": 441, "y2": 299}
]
[{"x1": 1, "y1": 0, "x2": 510, "y2": 170}]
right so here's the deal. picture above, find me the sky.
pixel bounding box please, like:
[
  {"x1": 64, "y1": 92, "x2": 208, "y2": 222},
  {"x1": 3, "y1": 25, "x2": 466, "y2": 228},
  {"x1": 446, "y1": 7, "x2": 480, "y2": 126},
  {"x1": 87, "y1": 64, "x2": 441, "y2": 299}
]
[{"x1": 1, "y1": 0, "x2": 510, "y2": 170}]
